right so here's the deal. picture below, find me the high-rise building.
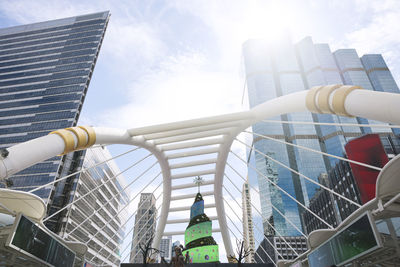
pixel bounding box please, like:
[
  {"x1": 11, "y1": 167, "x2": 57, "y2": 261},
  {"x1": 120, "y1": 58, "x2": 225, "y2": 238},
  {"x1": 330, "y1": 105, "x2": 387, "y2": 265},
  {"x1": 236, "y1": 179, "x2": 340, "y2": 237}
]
[
  {"x1": 242, "y1": 181, "x2": 255, "y2": 262},
  {"x1": 303, "y1": 134, "x2": 400, "y2": 234},
  {"x1": 255, "y1": 236, "x2": 308, "y2": 264},
  {"x1": 361, "y1": 54, "x2": 400, "y2": 135},
  {"x1": 302, "y1": 173, "x2": 341, "y2": 235},
  {"x1": 242, "y1": 36, "x2": 398, "y2": 238},
  {"x1": 0, "y1": 11, "x2": 110, "y2": 227},
  {"x1": 61, "y1": 146, "x2": 130, "y2": 266},
  {"x1": 159, "y1": 236, "x2": 172, "y2": 262},
  {"x1": 130, "y1": 193, "x2": 158, "y2": 263}
]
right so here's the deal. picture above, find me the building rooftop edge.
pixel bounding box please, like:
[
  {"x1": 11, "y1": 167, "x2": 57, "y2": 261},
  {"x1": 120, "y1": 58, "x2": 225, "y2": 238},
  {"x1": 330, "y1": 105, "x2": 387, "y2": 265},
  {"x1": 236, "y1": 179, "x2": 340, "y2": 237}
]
[{"x1": 0, "y1": 10, "x2": 110, "y2": 37}]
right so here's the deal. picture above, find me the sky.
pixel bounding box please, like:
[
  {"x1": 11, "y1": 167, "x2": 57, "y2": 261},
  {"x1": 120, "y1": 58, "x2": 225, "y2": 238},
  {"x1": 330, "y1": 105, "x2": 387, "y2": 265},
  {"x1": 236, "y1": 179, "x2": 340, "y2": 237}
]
[{"x1": 1, "y1": 0, "x2": 400, "y2": 263}]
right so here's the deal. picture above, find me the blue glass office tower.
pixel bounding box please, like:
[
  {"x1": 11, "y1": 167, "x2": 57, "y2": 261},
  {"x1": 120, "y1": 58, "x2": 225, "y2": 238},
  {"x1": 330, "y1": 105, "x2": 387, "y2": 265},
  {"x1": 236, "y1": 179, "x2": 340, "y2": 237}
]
[
  {"x1": 361, "y1": 54, "x2": 400, "y2": 136},
  {"x1": 0, "y1": 12, "x2": 110, "y2": 230},
  {"x1": 243, "y1": 36, "x2": 399, "y2": 237}
]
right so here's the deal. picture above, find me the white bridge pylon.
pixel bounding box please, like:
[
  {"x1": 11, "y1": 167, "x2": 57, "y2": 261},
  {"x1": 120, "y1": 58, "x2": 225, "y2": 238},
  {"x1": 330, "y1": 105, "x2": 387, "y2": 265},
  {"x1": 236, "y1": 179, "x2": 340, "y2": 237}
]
[{"x1": 0, "y1": 85, "x2": 399, "y2": 260}]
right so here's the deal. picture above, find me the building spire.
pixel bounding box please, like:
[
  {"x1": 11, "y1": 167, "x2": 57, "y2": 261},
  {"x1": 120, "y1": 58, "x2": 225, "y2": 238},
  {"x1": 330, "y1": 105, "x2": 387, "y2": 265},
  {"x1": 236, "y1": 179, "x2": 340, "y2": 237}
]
[{"x1": 193, "y1": 176, "x2": 204, "y2": 193}]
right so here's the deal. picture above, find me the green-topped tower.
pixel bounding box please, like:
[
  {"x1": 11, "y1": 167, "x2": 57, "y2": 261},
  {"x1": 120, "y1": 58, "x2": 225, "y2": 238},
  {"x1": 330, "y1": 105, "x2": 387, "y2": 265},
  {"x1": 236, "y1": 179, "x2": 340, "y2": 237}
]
[{"x1": 183, "y1": 177, "x2": 219, "y2": 263}]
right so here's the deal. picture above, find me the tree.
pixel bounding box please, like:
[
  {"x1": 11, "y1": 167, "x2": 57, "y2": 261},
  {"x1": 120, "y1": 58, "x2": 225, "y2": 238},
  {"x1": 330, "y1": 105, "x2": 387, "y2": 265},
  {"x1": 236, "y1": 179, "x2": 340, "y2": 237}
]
[
  {"x1": 138, "y1": 235, "x2": 162, "y2": 265},
  {"x1": 232, "y1": 239, "x2": 251, "y2": 265}
]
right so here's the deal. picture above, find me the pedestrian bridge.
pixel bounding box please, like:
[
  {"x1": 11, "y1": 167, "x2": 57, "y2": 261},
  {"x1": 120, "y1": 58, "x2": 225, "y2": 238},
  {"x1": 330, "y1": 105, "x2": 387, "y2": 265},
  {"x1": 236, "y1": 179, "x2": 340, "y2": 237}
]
[{"x1": 0, "y1": 85, "x2": 399, "y2": 266}]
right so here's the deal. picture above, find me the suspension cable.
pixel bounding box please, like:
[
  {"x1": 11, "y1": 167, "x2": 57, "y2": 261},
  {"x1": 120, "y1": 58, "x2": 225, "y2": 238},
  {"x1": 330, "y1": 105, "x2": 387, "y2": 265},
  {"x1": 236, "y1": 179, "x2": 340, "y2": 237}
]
[
  {"x1": 224, "y1": 202, "x2": 274, "y2": 265},
  {"x1": 223, "y1": 182, "x2": 306, "y2": 263},
  {"x1": 225, "y1": 170, "x2": 307, "y2": 238},
  {"x1": 65, "y1": 156, "x2": 128, "y2": 237},
  {"x1": 223, "y1": 194, "x2": 282, "y2": 261},
  {"x1": 246, "y1": 131, "x2": 381, "y2": 172},
  {"x1": 236, "y1": 138, "x2": 362, "y2": 208},
  {"x1": 122, "y1": 214, "x2": 162, "y2": 264},
  {"x1": 90, "y1": 180, "x2": 163, "y2": 261},
  {"x1": 29, "y1": 146, "x2": 141, "y2": 193},
  {"x1": 43, "y1": 154, "x2": 154, "y2": 222},
  {"x1": 102, "y1": 192, "x2": 162, "y2": 264},
  {"x1": 120, "y1": 201, "x2": 163, "y2": 263},
  {"x1": 83, "y1": 160, "x2": 158, "y2": 244},
  {"x1": 224, "y1": 193, "x2": 284, "y2": 262},
  {"x1": 112, "y1": 192, "x2": 163, "y2": 262},
  {"x1": 223, "y1": 189, "x2": 285, "y2": 262},
  {"x1": 223, "y1": 185, "x2": 298, "y2": 257},
  {"x1": 262, "y1": 119, "x2": 400, "y2": 129},
  {"x1": 230, "y1": 149, "x2": 333, "y2": 230},
  {"x1": 224, "y1": 201, "x2": 283, "y2": 266},
  {"x1": 67, "y1": 169, "x2": 162, "y2": 238},
  {"x1": 224, "y1": 211, "x2": 267, "y2": 265}
]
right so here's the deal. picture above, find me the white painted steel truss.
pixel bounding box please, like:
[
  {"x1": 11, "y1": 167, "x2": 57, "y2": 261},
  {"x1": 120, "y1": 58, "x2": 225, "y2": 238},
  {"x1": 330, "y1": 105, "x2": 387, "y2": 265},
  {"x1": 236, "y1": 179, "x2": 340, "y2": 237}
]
[{"x1": 0, "y1": 84, "x2": 400, "y2": 261}]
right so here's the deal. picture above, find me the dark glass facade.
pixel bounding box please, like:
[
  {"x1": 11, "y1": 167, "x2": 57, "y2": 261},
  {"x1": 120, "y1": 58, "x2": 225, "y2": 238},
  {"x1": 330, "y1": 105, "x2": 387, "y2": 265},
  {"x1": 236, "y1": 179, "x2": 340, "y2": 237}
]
[
  {"x1": 361, "y1": 54, "x2": 400, "y2": 136},
  {"x1": 255, "y1": 235, "x2": 307, "y2": 264},
  {"x1": 0, "y1": 12, "x2": 109, "y2": 217},
  {"x1": 303, "y1": 134, "x2": 400, "y2": 234},
  {"x1": 243, "y1": 36, "x2": 399, "y2": 237}
]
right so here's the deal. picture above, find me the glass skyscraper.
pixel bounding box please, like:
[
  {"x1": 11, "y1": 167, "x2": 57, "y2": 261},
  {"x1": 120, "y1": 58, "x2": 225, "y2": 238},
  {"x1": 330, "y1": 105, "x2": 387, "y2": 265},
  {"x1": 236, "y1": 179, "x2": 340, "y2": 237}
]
[
  {"x1": 0, "y1": 12, "x2": 109, "y2": 196},
  {"x1": 243, "y1": 36, "x2": 399, "y2": 237},
  {"x1": 130, "y1": 193, "x2": 157, "y2": 263},
  {"x1": 62, "y1": 146, "x2": 129, "y2": 266},
  {"x1": 0, "y1": 12, "x2": 110, "y2": 230}
]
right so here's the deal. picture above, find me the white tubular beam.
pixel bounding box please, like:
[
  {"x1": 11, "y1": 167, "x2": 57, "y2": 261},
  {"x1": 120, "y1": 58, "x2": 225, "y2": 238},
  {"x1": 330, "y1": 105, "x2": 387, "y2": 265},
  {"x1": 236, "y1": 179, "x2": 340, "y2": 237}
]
[
  {"x1": 213, "y1": 132, "x2": 239, "y2": 259},
  {"x1": 93, "y1": 127, "x2": 172, "y2": 255},
  {"x1": 166, "y1": 216, "x2": 218, "y2": 224},
  {"x1": 0, "y1": 134, "x2": 64, "y2": 179},
  {"x1": 171, "y1": 169, "x2": 215, "y2": 179},
  {"x1": 128, "y1": 111, "x2": 252, "y2": 136},
  {"x1": 166, "y1": 147, "x2": 219, "y2": 159},
  {"x1": 345, "y1": 90, "x2": 400, "y2": 125},
  {"x1": 92, "y1": 127, "x2": 131, "y2": 145},
  {"x1": 153, "y1": 128, "x2": 233, "y2": 145},
  {"x1": 170, "y1": 158, "x2": 217, "y2": 169},
  {"x1": 171, "y1": 179, "x2": 214, "y2": 190},
  {"x1": 169, "y1": 203, "x2": 216, "y2": 212},
  {"x1": 159, "y1": 137, "x2": 223, "y2": 151},
  {"x1": 163, "y1": 228, "x2": 221, "y2": 236},
  {"x1": 171, "y1": 191, "x2": 214, "y2": 201},
  {"x1": 144, "y1": 121, "x2": 243, "y2": 140},
  {"x1": 250, "y1": 91, "x2": 308, "y2": 122}
]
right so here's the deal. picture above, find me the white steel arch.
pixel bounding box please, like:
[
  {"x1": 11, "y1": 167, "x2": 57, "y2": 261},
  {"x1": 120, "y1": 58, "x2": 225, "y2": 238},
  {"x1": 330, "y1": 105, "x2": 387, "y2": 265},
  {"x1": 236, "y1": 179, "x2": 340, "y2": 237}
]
[{"x1": 0, "y1": 85, "x2": 400, "y2": 260}]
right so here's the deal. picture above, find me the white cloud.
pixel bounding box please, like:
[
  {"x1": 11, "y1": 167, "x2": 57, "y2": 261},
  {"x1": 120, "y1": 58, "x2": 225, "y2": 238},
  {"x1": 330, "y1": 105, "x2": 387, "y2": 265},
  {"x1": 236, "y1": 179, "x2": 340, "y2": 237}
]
[
  {"x1": 100, "y1": 51, "x2": 243, "y2": 128},
  {"x1": 343, "y1": 0, "x2": 400, "y2": 83},
  {"x1": 0, "y1": 0, "x2": 96, "y2": 23},
  {"x1": 102, "y1": 21, "x2": 166, "y2": 67}
]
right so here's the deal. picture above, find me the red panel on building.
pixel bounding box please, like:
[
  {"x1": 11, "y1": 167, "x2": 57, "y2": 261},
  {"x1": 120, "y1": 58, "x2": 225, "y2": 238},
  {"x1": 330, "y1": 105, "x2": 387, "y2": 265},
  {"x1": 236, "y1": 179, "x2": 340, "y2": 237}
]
[{"x1": 345, "y1": 134, "x2": 389, "y2": 204}]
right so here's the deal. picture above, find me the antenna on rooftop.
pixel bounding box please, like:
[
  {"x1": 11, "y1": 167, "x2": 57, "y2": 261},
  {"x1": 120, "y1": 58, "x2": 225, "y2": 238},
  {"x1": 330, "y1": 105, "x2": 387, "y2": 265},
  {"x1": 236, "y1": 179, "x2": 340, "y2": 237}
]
[{"x1": 193, "y1": 176, "x2": 204, "y2": 193}]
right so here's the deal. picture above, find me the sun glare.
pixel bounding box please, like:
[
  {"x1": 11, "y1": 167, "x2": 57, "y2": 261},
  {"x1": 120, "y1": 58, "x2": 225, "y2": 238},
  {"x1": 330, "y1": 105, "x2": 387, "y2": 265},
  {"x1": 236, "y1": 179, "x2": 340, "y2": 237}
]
[{"x1": 241, "y1": 1, "x2": 299, "y2": 41}]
